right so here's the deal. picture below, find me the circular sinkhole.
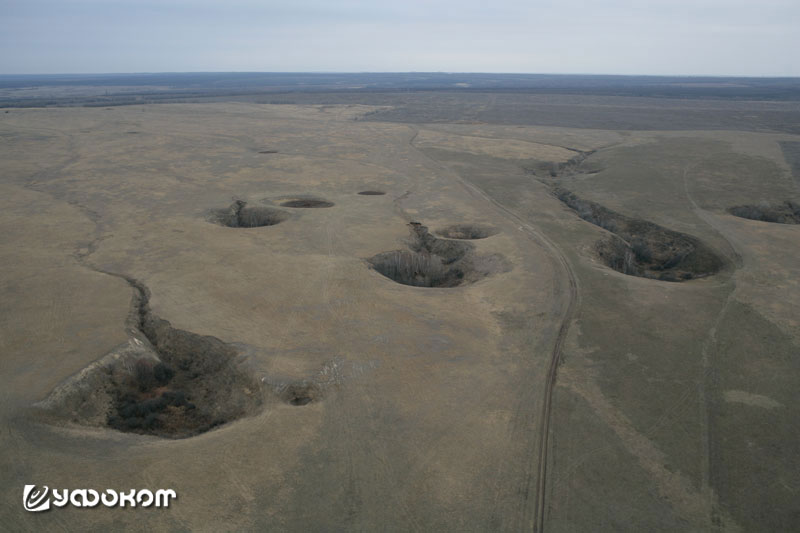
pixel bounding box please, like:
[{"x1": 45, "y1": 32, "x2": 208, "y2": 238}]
[
  {"x1": 357, "y1": 190, "x2": 386, "y2": 196},
  {"x1": 280, "y1": 199, "x2": 335, "y2": 208},
  {"x1": 282, "y1": 382, "x2": 320, "y2": 406},
  {"x1": 210, "y1": 200, "x2": 289, "y2": 228},
  {"x1": 368, "y1": 250, "x2": 467, "y2": 288},
  {"x1": 235, "y1": 207, "x2": 289, "y2": 227},
  {"x1": 367, "y1": 222, "x2": 509, "y2": 288},
  {"x1": 436, "y1": 224, "x2": 498, "y2": 240}
]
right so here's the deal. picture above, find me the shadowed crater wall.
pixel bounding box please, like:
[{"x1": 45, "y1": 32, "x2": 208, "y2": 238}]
[
  {"x1": 436, "y1": 224, "x2": 498, "y2": 240},
  {"x1": 37, "y1": 277, "x2": 263, "y2": 439},
  {"x1": 280, "y1": 382, "x2": 321, "y2": 406},
  {"x1": 524, "y1": 150, "x2": 600, "y2": 178},
  {"x1": 729, "y1": 201, "x2": 800, "y2": 224},
  {"x1": 280, "y1": 199, "x2": 334, "y2": 208},
  {"x1": 556, "y1": 188, "x2": 725, "y2": 281},
  {"x1": 209, "y1": 200, "x2": 289, "y2": 228},
  {"x1": 368, "y1": 222, "x2": 509, "y2": 288}
]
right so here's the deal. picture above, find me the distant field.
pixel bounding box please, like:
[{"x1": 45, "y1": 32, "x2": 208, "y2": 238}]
[
  {"x1": 3, "y1": 72, "x2": 800, "y2": 135},
  {"x1": 2, "y1": 72, "x2": 800, "y2": 111},
  {"x1": 413, "y1": 128, "x2": 577, "y2": 161}
]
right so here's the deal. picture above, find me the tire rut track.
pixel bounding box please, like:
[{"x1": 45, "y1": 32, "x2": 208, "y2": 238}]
[
  {"x1": 406, "y1": 127, "x2": 579, "y2": 532},
  {"x1": 682, "y1": 162, "x2": 744, "y2": 531}
]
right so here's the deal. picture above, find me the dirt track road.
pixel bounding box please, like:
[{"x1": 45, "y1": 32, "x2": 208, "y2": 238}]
[{"x1": 408, "y1": 127, "x2": 580, "y2": 532}]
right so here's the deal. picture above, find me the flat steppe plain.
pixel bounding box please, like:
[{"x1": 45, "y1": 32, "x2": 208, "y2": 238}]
[{"x1": 1, "y1": 99, "x2": 799, "y2": 531}]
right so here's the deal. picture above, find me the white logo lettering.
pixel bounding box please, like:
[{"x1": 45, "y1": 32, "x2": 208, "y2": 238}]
[{"x1": 23, "y1": 485, "x2": 176, "y2": 512}]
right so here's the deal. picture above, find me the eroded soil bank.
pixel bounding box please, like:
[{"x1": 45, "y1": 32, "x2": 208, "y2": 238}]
[
  {"x1": 556, "y1": 188, "x2": 725, "y2": 281},
  {"x1": 38, "y1": 277, "x2": 263, "y2": 439},
  {"x1": 436, "y1": 223, "x2": 498, "y2": 240},
  {"x1": 729, "y1": 201, "x2": 800, "y2": 224},
  {"x1": 209, "y1": 200, "x2": 289, "y2": 228}
]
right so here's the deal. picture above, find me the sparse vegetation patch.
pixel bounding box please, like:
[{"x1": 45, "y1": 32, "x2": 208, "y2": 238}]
[
  {"x1": 281, "y1": 382, "x2": 320, "y2": 406},
  {"x1": 38, "y1": 278, "x2": 263, "y2": 439},
  {"x1": 209, "y1": 200, "x2": 289, "y2": 228},
  {"x1": 523, "y1": 150, "x2": 600, "y2": 178},
  {"x1": 280, "y1": 199, "x2": 334, "y2": 208},
  {"x1": 112, "y1": 281, "x2": 262, "y2": 437},
  {"x1": 436, "y1": 224, "x2": 498, "y2": 240},
  {"x1": 556, "y1": 188, "x2": 725, "y2": 281},
  {"x1": 729, "y1": 201, "x2": 800, "y2": 224},
  {"x1": 368, "y1": 250, "x2": 466, "y2": 288},
  {"x1": 368, "y1": 222, "x2": 509, "y2": 288}
]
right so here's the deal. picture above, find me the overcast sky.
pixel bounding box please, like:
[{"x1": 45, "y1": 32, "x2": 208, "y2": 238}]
[{"x1": 1, "y1": 0, "x2": 797, "y2": 76}]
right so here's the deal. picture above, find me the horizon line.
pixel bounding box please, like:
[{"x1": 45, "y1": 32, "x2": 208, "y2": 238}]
[{"x1": 1, "y1": 71, "x2": 799, "y2": 80}]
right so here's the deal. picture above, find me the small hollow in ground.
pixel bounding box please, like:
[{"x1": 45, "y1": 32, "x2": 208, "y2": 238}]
[
  {"x1": 280, "y1": 199, "x2": 334, "y2": 208},
  {"x1": 437, "y1": 224, "x2": 498, "y2": 240},
  {"x1": 210, "y1": 200, "x2": 289, "y2": 228},
  {"x1": 728, "y1": 202, "x2": 800, "y2": 224},
  {"x1": 556, "y1": 188, "x2": 725, "y2": 281},
  {"x1": 357, "y1": 190, "x2": 386, "y2": 195},
  {"x1": 281, "y1": 382, "x2": 320, "y2": 406}
]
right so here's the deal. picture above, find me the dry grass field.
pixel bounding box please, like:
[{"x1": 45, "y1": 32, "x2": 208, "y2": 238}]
[{"x1": 1, "y1": 95, "x2": 799, "y2": 531}]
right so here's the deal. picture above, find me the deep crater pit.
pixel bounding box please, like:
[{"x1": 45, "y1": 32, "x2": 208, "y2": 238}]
[
  {"x1": 37, "y1": 278, "x2": 263, "y2": 439},
  {"x1": 556, "y1": 187, "x2": 725, "y2": 281},
  {"x1": 210, "y1": 200, "x2": 289, "y2": 228},
  {"x1": 368, "y1": 250, "x2": 467, "y2": 288},
  {"x1": 728, "y1": 201, "x2": 800, "y2": 224},
  {"x1": 368, "y1": 222, "x2": 509, "y2": 288}
]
